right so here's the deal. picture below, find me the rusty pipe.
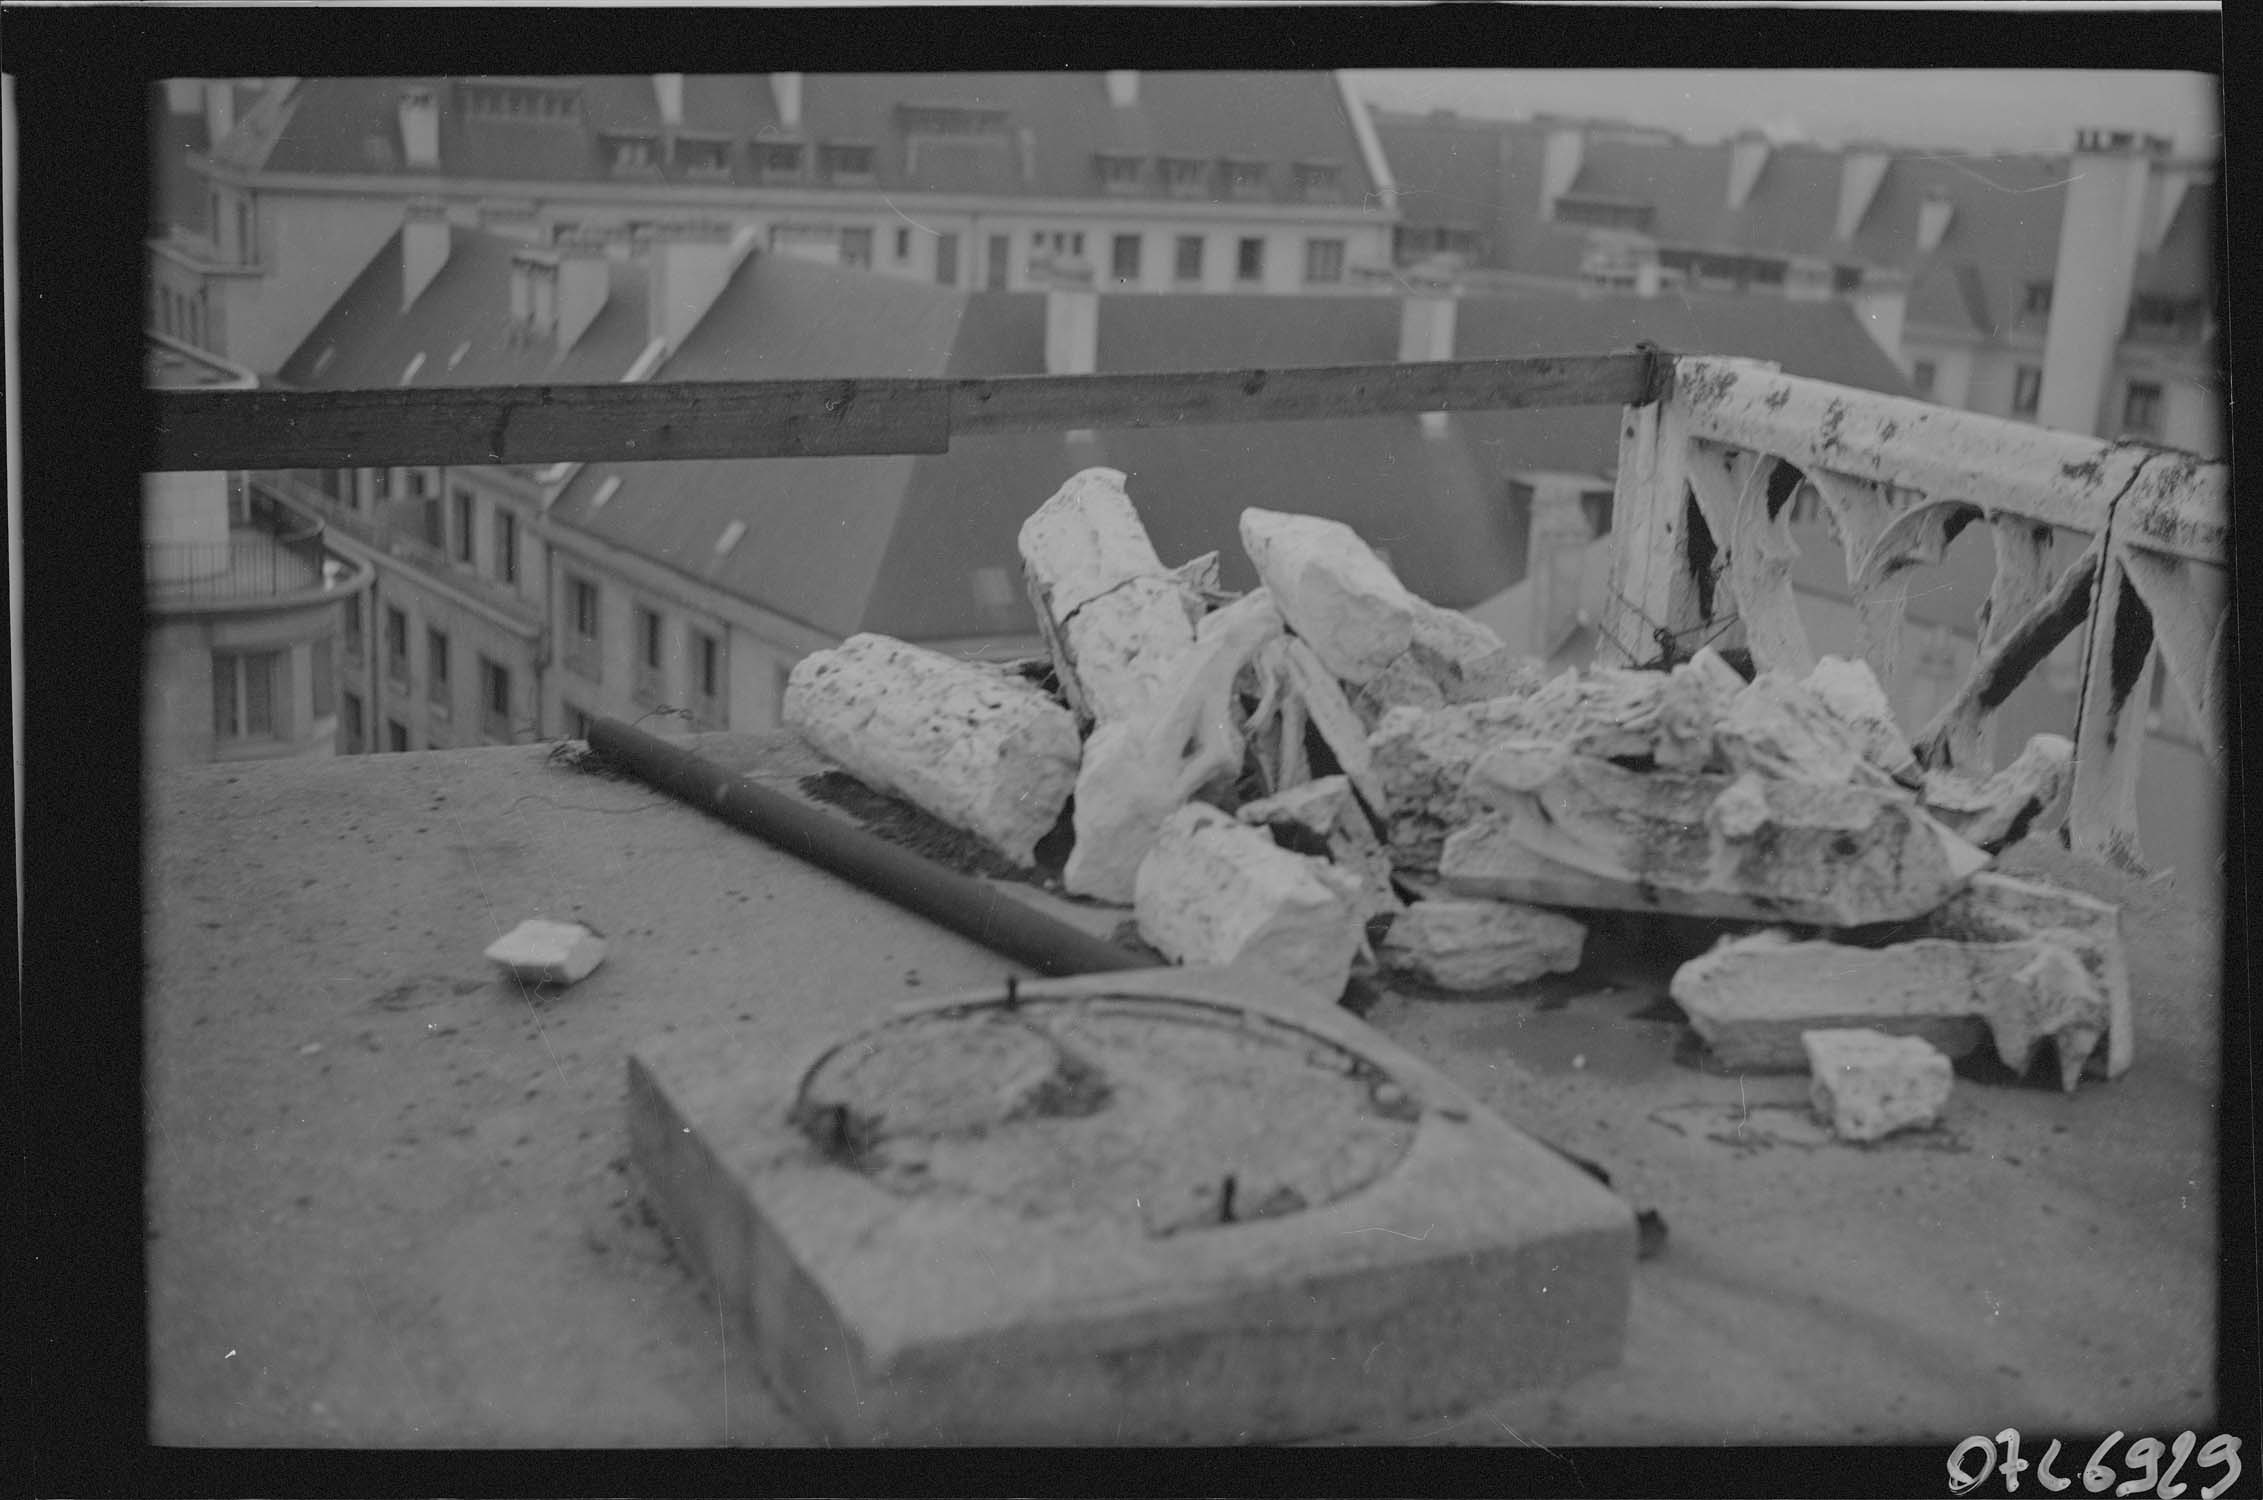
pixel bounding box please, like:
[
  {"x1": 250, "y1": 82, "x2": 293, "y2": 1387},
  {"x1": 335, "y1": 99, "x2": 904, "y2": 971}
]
[{"x1": 585, "y1": 717, "x2": 1148, "y2": 979}]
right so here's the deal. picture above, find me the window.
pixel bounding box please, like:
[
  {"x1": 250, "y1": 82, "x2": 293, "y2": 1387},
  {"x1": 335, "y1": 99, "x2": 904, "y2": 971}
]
[
  {"x1": 1911, "y1": 360, "x2": 1938, "y2": 398},
  {"x1": 385, "y1": 606, "x2": 409, "y2": 686},
  {"x1": 840, "y1": 227, "x2": 874, "y2": 269},
  {"x1": 463, "y1": 83, "x2": 581, "y2": 122},
  {"x1": 406, "y1": 467, "x2": 433, "y2": 500},
  {"x1": 312, "y1": 639, "x2": 335, "y2": 719},
  {"x1": 1111, "y1": 233, "x2": 1142, "y2": 283},
  {"x1": 1221, "y1": 158, "x2": 1269, "y2": 200},
  {"x1": 342, "y1": 691, "x2": 364, "y2": 754},
  {"x1": 236, "y1": 199, "x2": 254, "y2": 265},
  {"x1": 1235, "y1": 237, "x2": 1264, "y2": 283},
  {"x1": 371, "y1": 466, "x2": 393, "y2": 503},
  {"x1": 675, "y1": 138, "x2": 730, "y2": 177},
  {"x1": 1174, "y1": 235, "x2": 1204, "y2": 283},
  {"x1": 820, "y1": 142, "x2": 875, "y2": 180},
  {"x1": 212, "y1": 651, "x2": 282, "y2": 743},
  {"x1": 480, "y1": 657, "x2": 512, "y2": 740},
  {"x1": 387, "y1": 719, "x2": 410, "y2": 753},
  {"x1": 634, "y1": 605, "x2": 665, "y2": 704},
  {"x1": 691, "y1": 629, "x2": 727, "y2": 727},
  {"x1": 451, "y1": 488, "x2": 476, "y2": 564},
  {"x1": 896, "y1": 226, "x2": 912, "y2": 261},
  {"x1": 896, "y1": 103, "x2": 1012, "y2": 137},
  {"x1": 1553, "y1": 195, "x2": 1653, "y2": 232},
  {"x1": 1580, "y1": 489, "x2": 1615, "y2": 539},
  {"x1": 427, "y1": 627, "x2": 451, "y2": 710},
  {"x1": 986, "y1": 233, "x2": 1010, "y2": 290},
  {"x1": 1304, "y1": 238, "x2": 1345, "y2": 285},
  {"x1": 2012, "y1": 365, "x2": 2043, "y2": 417},
  {"x1": 341, "y1": 595, "x2": 363, "y2": 662},
  {"x1": 1292, "y1": 161, "x2": 1343, "y2": 201},
  {"x1": 757, "y1": 141, "x2": 804, "y2": 179},
  {"x1": 607, "y1": 135, "x2": 658, "y2": 174},
  {"x1": 421, "y1": 492, "x2": 444, "y2": 550},
  {"x1": 566, "y1": 574, "x2": 601, "y2": 680},
  {"x1": 1160, "y1": 156, "x2": 1208, "y2": 198},
  {"x1": 494, "y1": 508, "x2": 518, "y2": 585},
  {"x1": 2123, "y1": 381, "x2": 2163, "y2": 437},
  {"x1": 935, "y1": 232, "x2": 959, "y2": 286},
  {"x1": 2023, "y1": 281, "x2": 2054, "y2": 318},
  {"x1": 1096, "y1": 154, "x2": 1143, "y2": 194}
]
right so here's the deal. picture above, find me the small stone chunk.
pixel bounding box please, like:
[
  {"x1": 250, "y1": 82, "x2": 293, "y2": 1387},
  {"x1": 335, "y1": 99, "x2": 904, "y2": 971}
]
[
  {"x1": 1802, "y1": 1028, "x2": 1953, "y2": 1142},
  {"x1": 1239, "y1": 508, "x2": 1417, "y2": 685},
  {"x1": 1238, "y1": 775, "x2": 1401, "y2": 920},
  {"x1": 1134, "y1": 803, "x2": 1368, "y2": 1003},
  {"x1": 1803, "y1": 656, "x2": 1922, "y2": 784},
  {"x1": 485, "y1": 919, "x2": 608, "y2": 987},
  {"x1": 1921, "y1": 869, "x2": 2130, "y2": 1078},
  {"x1": 1368, "y1": 696, "x2": 1547, "y2": 874},
  {"x1": 1379, "y1": 897, "x2": 1586, "y2": 990}
]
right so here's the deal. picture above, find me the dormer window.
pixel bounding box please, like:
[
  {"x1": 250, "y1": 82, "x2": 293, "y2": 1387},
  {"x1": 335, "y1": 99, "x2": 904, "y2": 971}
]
[
  {"x1": 1159, "y1": 156, "x2": 1208, "y2": 198},
  {"x1": 605, "y1": 133, "x2": 659, "y2": 175},
  {"x1": 462, "y1": 81, "x2": 581, "y2": 123},
  {"x1": 820, "y1": 142, "x2": 876, "y2": 181},
  {"x1": 896, "y1": 103, "x2": 1012, "y2": 137},
  {"x1": 1095, "y1": 153, "x2": 1145, "y2": 194},
  {"x1": 1292, "y1": 160, "x2": 1344, "y2": 202},
  {"x1": 2023, "y1": 280, "x2": 2055, "y2": 318},
  {"x1": 1220, "y1": 157, "x2": 1270, "y2": 200},
  {"x1": 757, "y1": 141, "x2": 804, "y2": 180},
  {"x1": 674, "y1": 136, "x2": 731, "y2": 179},
  {"x1": 1554, "y1": 194, "x2": 1653, "y2": 232}
]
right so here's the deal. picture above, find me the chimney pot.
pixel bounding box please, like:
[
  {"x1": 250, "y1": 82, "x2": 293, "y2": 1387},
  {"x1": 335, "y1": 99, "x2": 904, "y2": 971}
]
[
  {"x1": 399, "y1": 83, "x2": 441, "y2": 169},
  {"x1": 771, "y1": 73, "x2": 803, "y2": 132},
  {"x1": 1105, "y1": 71, "x2": 1139, "y2": 108},
  {"x1": 401, "y1": 198, "x2": 453, "y2": 311},
  {"x1": 1728, "y1": 134, "x2": 1770, "y2": 210},
  {"x1": 654, "y1": 74, "x2": 684, "y2": 128},
  {"x1": 1835, "y1": 144, "x2": 1891, "y2": 240},
  {"x1": 1541, "y1": 123, "x2": 1585, "y2": 219}
]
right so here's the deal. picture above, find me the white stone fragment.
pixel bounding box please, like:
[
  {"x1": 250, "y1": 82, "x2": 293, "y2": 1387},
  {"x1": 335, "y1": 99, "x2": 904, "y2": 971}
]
[
  {"x1": 1919, "y1": 734, "x2": 2074, "y2": 854},
  {"x1": 1448, "y1": 752, "x2": 1990, "y2": 926},
  {"x1": 1134, "y1": 803, "x2": 1368, "y2": 1003},
  {"x1": 1921, "y1": 869, "x2": 2131, "y2": 1079},
  {"x1": 1804, "y1": 655, "x2": 1922, "y2": 784},
  {"x1": 1063, "y1": 591, "x2": 1286, "y2": 902},
  {"x1": 1019, "y1": 467, "x2": 1196, "y2": 725},
  {"x1": 1716, "y1": 670, "x2": 1905, "y2": 791},
  {"x1": 1238, "y1": 775, "x2": 1401, "y2": 920},
  {"x1": 1162, "y1": 551, "x2": 1231, "y2": 623},
  {"x1": 1671, "y1": 928, "x2": 2109, "y2": 1089},
  {"x1": 485, "y1": 919, "x2": 608, "y2": 987},
  {"x1": 785, "y1": 634, "x2": 1081, "y2": 867},
  {"x1": 1801, "y1": 1028, "x2": 1953, "y2": 1142},
  {"x1": 1379, "y1": 897, "x2": 1586, "y2": 990},
  {"x1": 1368, "y1": 695, "x2": 1549, "y2": 873},
  {"x1": 1239, "y1": 508, "x2": 1417, "y2": 685}
]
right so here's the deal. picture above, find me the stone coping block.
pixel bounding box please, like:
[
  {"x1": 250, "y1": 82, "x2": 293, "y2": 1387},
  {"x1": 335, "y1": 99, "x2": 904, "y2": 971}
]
[
  {"x1": 626, "y1": 964, "x2": 1634, "y2": 1444},
  {"x1": 483, "y1": 918, "x2": 607, "y2": 986}
]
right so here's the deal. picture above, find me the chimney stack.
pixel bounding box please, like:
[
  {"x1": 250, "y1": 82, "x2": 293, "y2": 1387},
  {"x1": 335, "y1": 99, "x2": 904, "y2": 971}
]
[
  {"x1": 553, "y1": 234, "x2": 612, "y2": 352},
  {"x1": 1916, "y1": 191, "x2": 1954, "y2": 254},
  {"x1": 1835, "y1": 141, "x2": 1891, "y2": 240},
  {"x1": 1850, "y1": 268, "x2": 1910, "y2": 372},
  {"x1": 1727, "y1": 130, "x2": 1769, "y2": 210},
  {"x1": 401, "y1": 198, "x2": 453, "y2": 311},
  {"x1": 1541, "y1": 121, "x2": 1585, "y2": 219},
  {"x1": 1397, "y1": 260, "x2": 1458, "y2": 437},
  {"x1": 399, "y1": 82, "x2": 441, "y2": 170},
  {"x1": 203, "y1": 82, "x2": 236, "y2": 149},
  {"x1": 2038, "y1": 125, "x2": 2156, "y2": 436},
  {"x1": 771, "y1": 73, "x2": 803, "y2": 132},
  {"x1": 646, "y1": 220, "x2": 743, "y2": 355},
  {"x1": 1042, "y1": 257, "x2": 1100, "y2": 376},
  {"x1": 654, "y1": 74, "x2": 684, "y2": 128},
  {"x1": 1105, "y1": 71, "x2": 1140, "y2": 108}
]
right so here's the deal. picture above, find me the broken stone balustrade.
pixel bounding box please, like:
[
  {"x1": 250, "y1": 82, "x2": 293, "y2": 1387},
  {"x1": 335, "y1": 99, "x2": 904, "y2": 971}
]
[
  {"x1": 783, "y1": 633, "x2": 1081, "y2": 868},
  {"x1": 1919, "y1": 734, "x2": 2074, "y2": 855},
  {"x1": 1378, "y1": 897, "x2": 1586, "y2": 991},
  {"x1": 1019, "y1": 468, "x2": 1199, "y2": 727},
  {"x1": 1133, "y1": 802, "x2": 1369, "y2": 1003},
  {"x1": 1802, "y1": 1029, "x2": 1954, "y2": 1142}
]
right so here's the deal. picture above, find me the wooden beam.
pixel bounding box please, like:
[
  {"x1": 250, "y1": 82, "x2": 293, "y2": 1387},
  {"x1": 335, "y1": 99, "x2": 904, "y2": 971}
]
[{"x1": 146, "y1": 353, "x2": 1653, "y2": 472}]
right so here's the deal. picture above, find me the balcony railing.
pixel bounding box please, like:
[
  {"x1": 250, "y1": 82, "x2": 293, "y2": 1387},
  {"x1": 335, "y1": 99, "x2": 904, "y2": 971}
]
[
  {"x1": 144, "y1": 516, "x2": 345, "y2": 605},
  {"x1": 149, "y1": 350, "x2": 2228, "y2": 871},
  {"x1": 253, "y1": 474, "x2": 542, "y2": 631}
]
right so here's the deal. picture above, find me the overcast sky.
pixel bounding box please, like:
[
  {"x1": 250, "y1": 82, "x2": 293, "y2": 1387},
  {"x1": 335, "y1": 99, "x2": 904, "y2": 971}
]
[{"x1": 1346, "y1": 71, "x2": 2221, "y2": 158}]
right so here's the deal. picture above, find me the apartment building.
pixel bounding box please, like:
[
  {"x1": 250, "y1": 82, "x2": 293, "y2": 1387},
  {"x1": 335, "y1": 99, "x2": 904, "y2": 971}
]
[
  {"x1": 144, "y1": 333, "x2": 373, "y2": 766},
  {"x1": 263, "y1": 199, "x2": 1910, "y2": 751},
  {"x1": 152, "y1": 72, "x2": 1398, "y2": 376},
  {"x1": 1372, "y1": 110, "x2": 2222, "y2": 455}
]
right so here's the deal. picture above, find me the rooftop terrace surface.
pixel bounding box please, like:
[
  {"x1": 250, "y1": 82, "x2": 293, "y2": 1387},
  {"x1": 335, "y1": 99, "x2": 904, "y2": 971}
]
[{"x1": 146, "y1": 732, "x2": 2223, "y2": 1445}]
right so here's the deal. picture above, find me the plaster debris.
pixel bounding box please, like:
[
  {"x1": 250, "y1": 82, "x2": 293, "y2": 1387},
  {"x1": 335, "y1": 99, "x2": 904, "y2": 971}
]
[
  {"x1": 485, "y1": 918, "x2": 609, "y2": 987},
  {"x1": 1803, "y1": 655, "x2": 1923, "y2": 786},
  {"x1": 1671, "y1": 928, "x2": 2109, "y2": 1089},
  {"x1": 1368, "y1": 696, "x2": 1547, "y2": 874},
  {"x1": 1239, "y1": 508, "x2": 1418, "y2": 685},
  {"x1": 1378, "y1": 897, "x2": 1587, "y2": 990},
  {"x1": 1919, "y1": 734, "x2": 2074, "y2": 854},
  {"x1": 1134, "y1": 803, "x2": 1368, "y2": 1003},
  {"x1": 1920, "y1": 869, "x2": 2131, "y2": 1078},
  {"x1": 784, "y1": 633, "x2": 1081, "y2": 867},
  {"x1": 1802, "y1": 1028, "x2": 1953, "y2": 1142},
  {"x1": 1447, "y1": 751, "x2": 1990, "y2": 926},
  {"x1": 1238, "y1": 775, "x2": 1402, "y2": 921},
  {"x1": 1019, "y1": 467, "x2": 1197, "y2": 726},
  {"x1": 1714, "y1": 670, "x2": 1908, "y2": 792}
]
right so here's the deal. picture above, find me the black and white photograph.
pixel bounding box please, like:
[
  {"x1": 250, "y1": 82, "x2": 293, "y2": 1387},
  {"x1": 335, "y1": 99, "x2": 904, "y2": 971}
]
[{"x1": 11, "y1": 1, "x2": 2247, "y2": 1484}]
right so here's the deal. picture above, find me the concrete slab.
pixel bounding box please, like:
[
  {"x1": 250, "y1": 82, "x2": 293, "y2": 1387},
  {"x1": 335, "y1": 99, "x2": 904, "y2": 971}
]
[{"x1": 629, "y1": 964, "x2": 1634, "y2": 1444}]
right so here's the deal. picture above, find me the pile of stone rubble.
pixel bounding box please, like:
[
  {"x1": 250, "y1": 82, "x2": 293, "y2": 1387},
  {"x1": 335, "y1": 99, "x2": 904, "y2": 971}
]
[{"x1": 785, "y1": 468, "x2": 2129, "y2": 1136}]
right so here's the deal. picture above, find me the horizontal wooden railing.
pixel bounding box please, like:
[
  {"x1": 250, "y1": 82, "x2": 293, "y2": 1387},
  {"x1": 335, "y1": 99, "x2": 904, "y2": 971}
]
[
  {"x1": 145, "y1": 348, "x2": 2224, "y2": 872},
  {"x1": 145, "y1": 352, "x2": 1657, "y2": 471}
]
